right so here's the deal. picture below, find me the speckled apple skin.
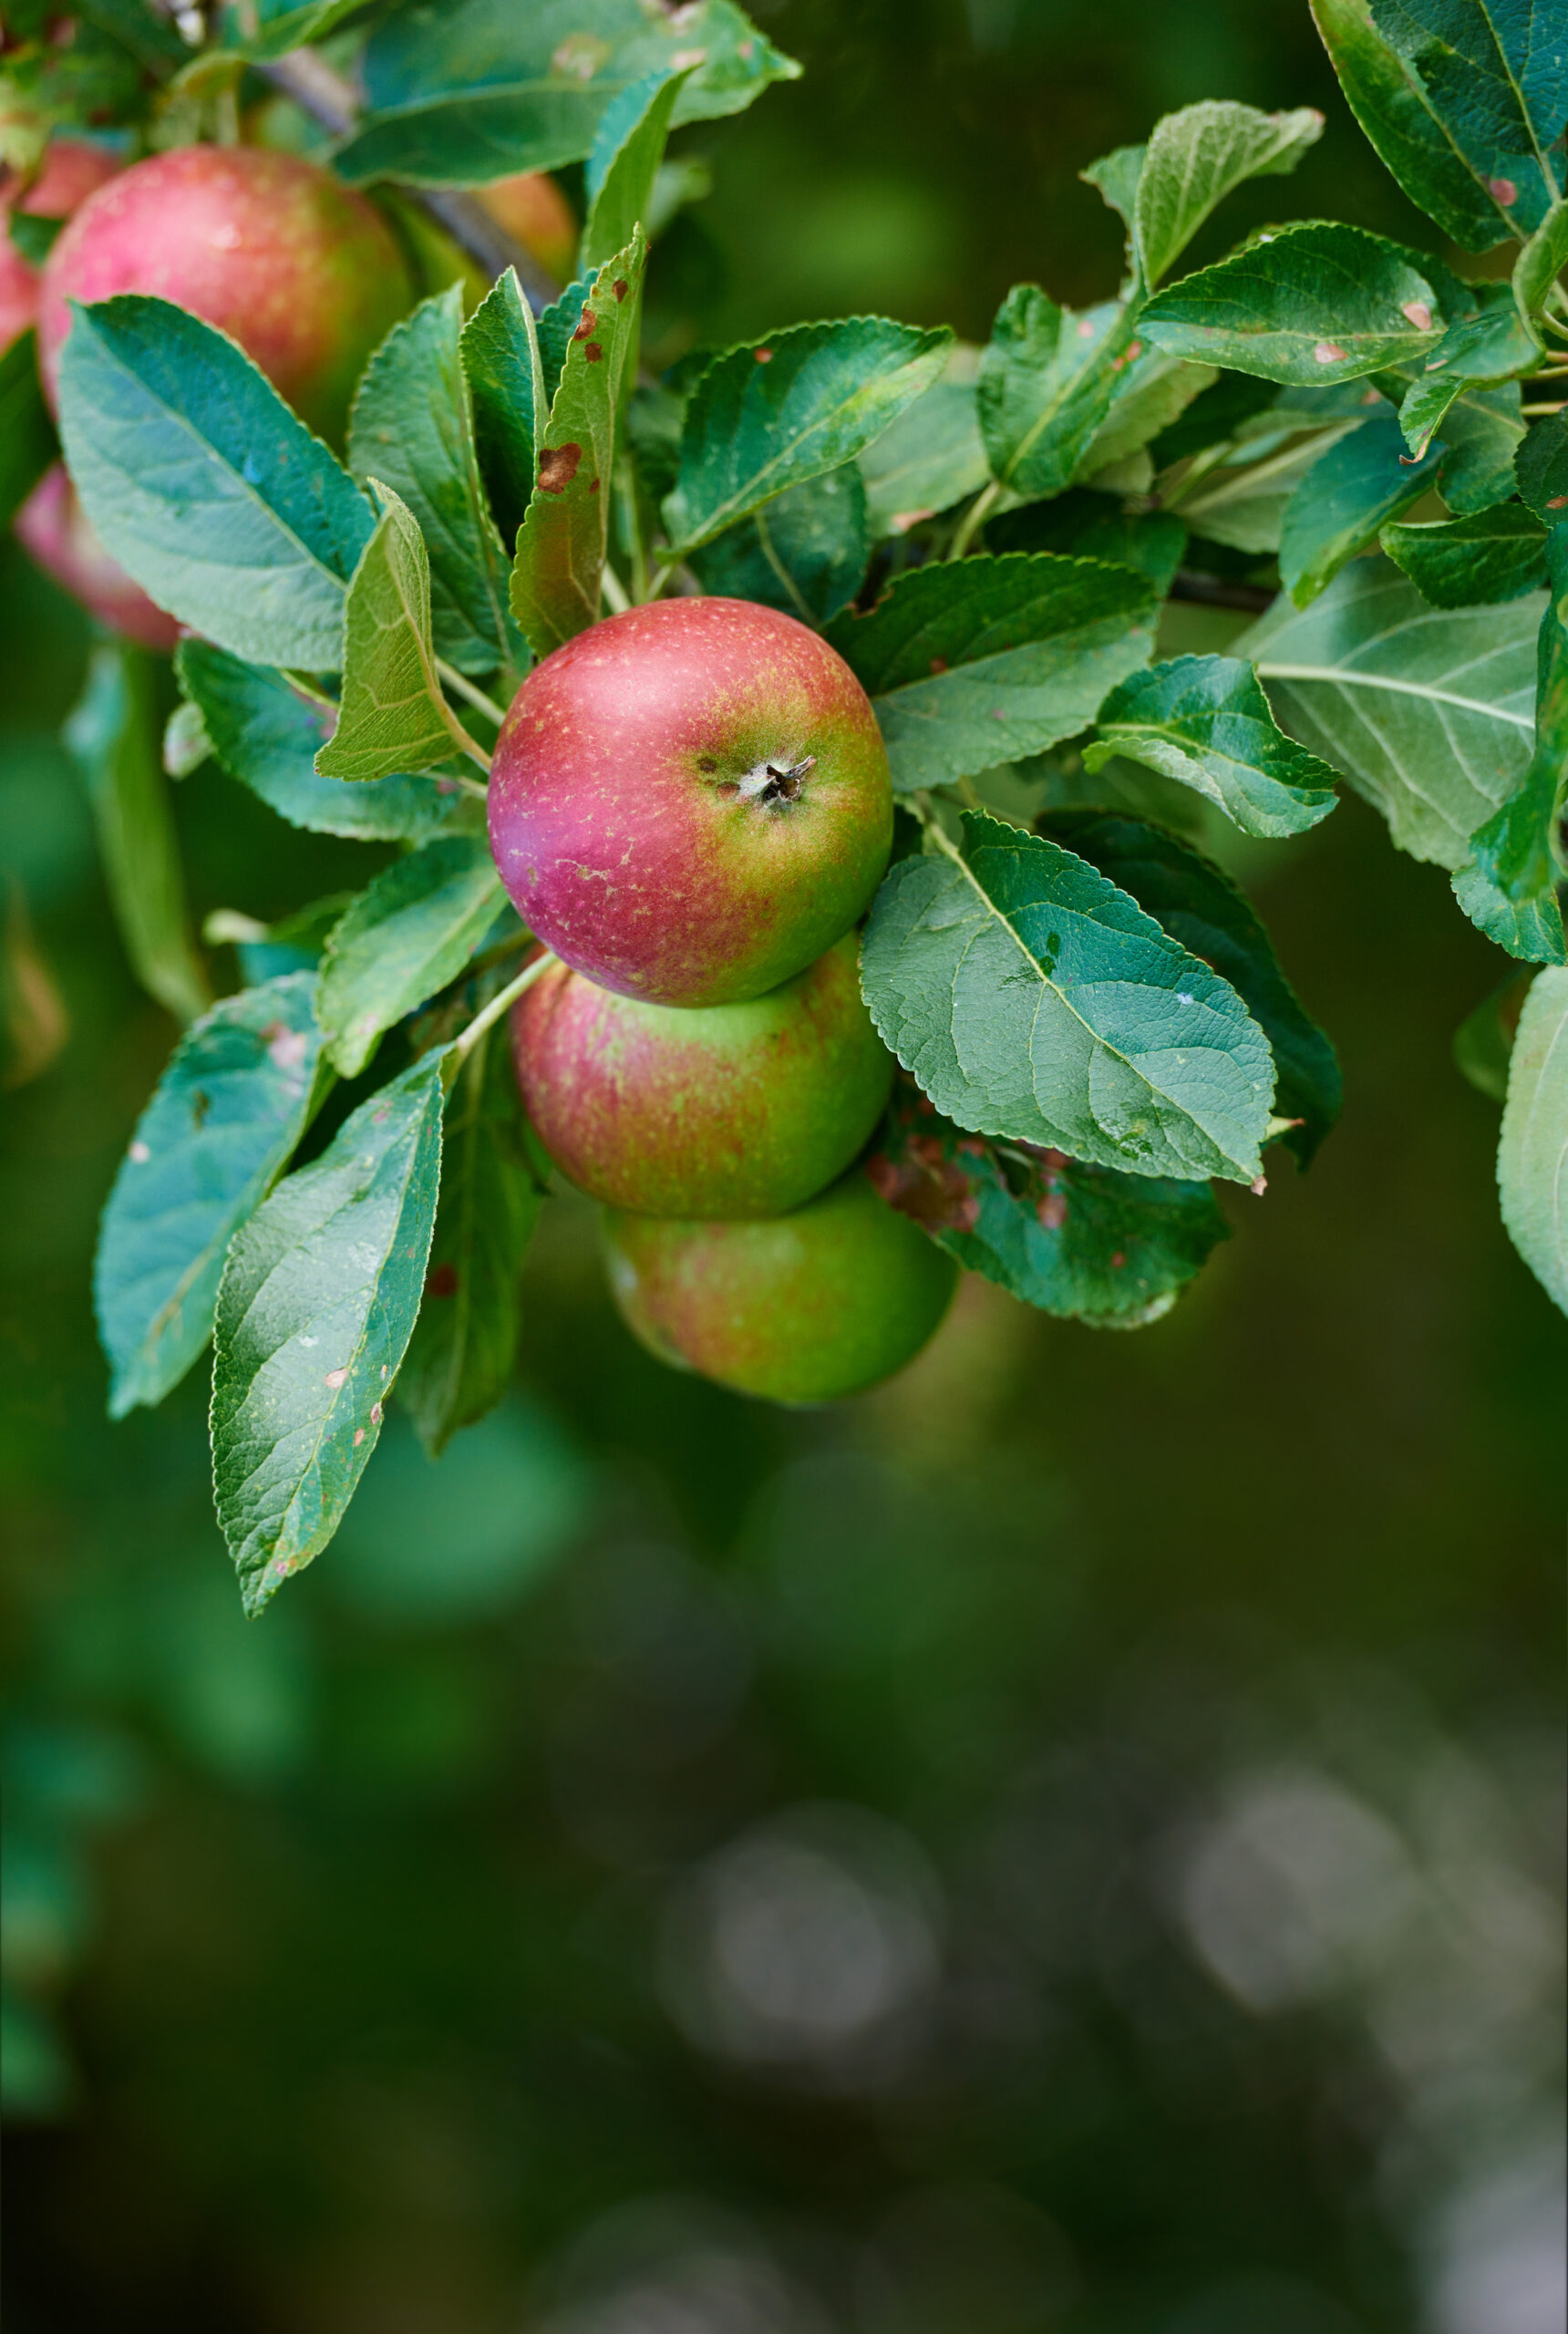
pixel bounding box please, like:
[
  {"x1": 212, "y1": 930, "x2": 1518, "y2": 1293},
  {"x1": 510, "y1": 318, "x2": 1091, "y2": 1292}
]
[
  {"x1": 16, "y1": 463, "x2": 180, "y2": 651},
  {"x1": 602, "y1": 1166, "x2": 957, "y2": 1403},
  {"x1": 38, "y1": 147, "x2": 412, "y2": 443},
  {"x1": 488, "y1": 599, "x2": 894, "y2": 1007},
  {"x1": 0, "y1": 140, "x2": 121, "y2": 355},
  {"x1": 513, "y1": 932, "x2": 893, "y2": 1218}
]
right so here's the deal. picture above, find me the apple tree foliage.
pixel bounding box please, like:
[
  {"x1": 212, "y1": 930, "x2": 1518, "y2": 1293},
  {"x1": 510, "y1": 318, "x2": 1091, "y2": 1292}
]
[{"x1": 10, "y1": 0, "x2": 1564, "y2": 1613}]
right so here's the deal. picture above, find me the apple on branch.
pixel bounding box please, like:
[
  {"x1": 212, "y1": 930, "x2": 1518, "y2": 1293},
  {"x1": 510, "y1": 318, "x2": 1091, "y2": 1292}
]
[
  {"x1": 513, "y1": 931, "x2": 894, "y2": 1220},
  {"x1": 488, "y1": 599, "x2": 894, "y2": 1008},
  {"x1": 603, "y1": 1166, "x2": 959, "y2": 1404}
]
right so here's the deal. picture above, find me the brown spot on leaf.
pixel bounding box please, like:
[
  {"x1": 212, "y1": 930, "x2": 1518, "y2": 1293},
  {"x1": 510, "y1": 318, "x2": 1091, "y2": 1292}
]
[
  {"x1": 613, "y1": 279, "x2": 628, "y2": 302},
  {"x1": 427, "y1": 1262, "x2": 459, "y2": 1298},
  {"x1": 573, "y1": 309, "x2": 598, "y2": 341},
  {"x1": 1489, "y1": 176, "x2": 1518, "y2": 204},
  {"x1": 753, "y1": 346, "x2": 773, "y2": 362},
  {"x1": 1037, "y1": 1192, "x2": 1068, "y2": 1231},
  {"x1": 930, "y1": 656, "x2": 948, "y2": 675},
  {"x1": 538, "y1": 442, "x2": 583, "y2": 494},
  {"x1": 867, "y1": 1145, "x2": 980, "y2": 1234},
  {"x1": 585, "y1": 342, "x2": 603, "y2": 362}
]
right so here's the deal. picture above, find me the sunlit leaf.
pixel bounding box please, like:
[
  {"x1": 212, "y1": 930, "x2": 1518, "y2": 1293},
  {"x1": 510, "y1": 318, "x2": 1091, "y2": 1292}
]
[{"x1": 860, "y1": 810, "x2": 1276, "y2": 1183}]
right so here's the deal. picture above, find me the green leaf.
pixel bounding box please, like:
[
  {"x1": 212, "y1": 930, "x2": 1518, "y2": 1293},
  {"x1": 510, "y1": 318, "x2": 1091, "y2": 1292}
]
[
  {"x1": 63, "y1": 642, "x2": 211, "y2": 1028},
  {"x1": 1309, "y1": 0, "x2": 1526, "y2": 250},
  {"x1": 1518, "y1": 410, "x2": 1568, "y2": 522},
  {"x1": 1433, "y1": 377, "x2": 1526, "y2": 514},
  {"x1": 1080, "y1": 144, "x2": 1147, "y2": 234},
  {"x1": 689, "y1": 464, "x2": 870, "y2": 625},
  {"x1": 94, "y1": 974, "x2": 325, "y2": 1418},
  {"x1": 986, "y1": 491, "x2": 1188, "y2": 597},
  {"x1": 860, "y1": 809, "x2": 1276, "y2": 1183},
  {"x1": 1453, "y1": 966, "x2": 1533, "y2": 1100},
  {"x1": 1424, "y1": 292, "x2": 1542, "y2": 381},
  {"x1": 347, "y1": 288, "x2": 522, "y2": 681},
  {"x1": 177, "y1": 641, "x2": 460, "y2": 843},
  {"x1": 315, "y1": 486, "x2": 466, "y2": 784},
  {"x1": 1140, "y1": 223, "x2": 1443, "y2": 386},
  {"x1": 229, "y1": 0, "x2": 367, "y2": 61},
  {"x1": 1242, "y1": 557, "x2": 1542, "y2": 866},
  {"x1": 460, "y1": 268, "x2": 547, "y2": 555},
  {"x1": 977, "y1": 291, "x2": 1133, "y2": 502},
  {"x1": 1177, "y1": 403, "x2": 1373, "y2": 555},
  {"x1": 56, "y1": 296, "x2": 374, "y2": 671},
  {"x1": 1148, "y1": 367, "x2": 1283, "y2": 468},
  {"x1": 1381, "y1": 502, "x2": 1549, "y2": 605},
  {"x1": 1452, "y1": 523, "x2": 1568, "y2": 965},
  {"x1": 315, "y1": 836, "x2": 505, "y2": 1079},
  {"x1": 868, "y1": 1079, "x2": 1229, "y2": 1327},
  {"x1": 7, "y1": 212, "x2": 63, "y2": 267},
  {"x1": 1497, "y1": 965, "x2": 1568, "y2": 1317},
  {"x1": 1367, "y1": 0, "x2": 1566, "y2": 239},
  {"x1": 581, "y1": 64, "x2": 692, "y2": 274},
  {"x1": 1085, "y1": 656, "x2": 1341, "y2": 840},
  {"x1": 825, "y1": 553, "x2": 1155, "y2": 792},
  {"x1": 858, "y1": 378, "x2": 990, "y2": 538},
  {"x1": 1279, "y1": 409, "x2": 1445, "y2": 605},
  {"x1": 397, "y1": 1027, "x2": 546, "y2": 1457},
  {"x1": 211, "y1": 1048, "x2": 448, "y2": 1616},
  {"x1": 1074, "y1": 348, "x2": 1218, "y2": 485},
  {"x1": 0, "y1": 330, "x2": 57, "y2": 532},
  {"x1": 511, "y1": 232, "x2": 646, "y2": 655},
  {"x1": 1133, "y1": 101, "x2": 1326, "y2": 289},
  {"x1": 662, "y1": 315, "x2": 951, "y2": 558},
  {"x1": 339, "y1": 0, "x2": 799, "y2": 186},
  {"x1": 1045, "y1": 808, "x2": 1343, "y2": 1168}
]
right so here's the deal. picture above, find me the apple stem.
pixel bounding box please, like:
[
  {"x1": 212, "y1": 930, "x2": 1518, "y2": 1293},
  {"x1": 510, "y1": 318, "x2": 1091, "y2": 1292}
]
[
  {"x1": 437, "y1": 660, "x2": 508, "y2": 731},
  {"x1": 947, "y1": 480, "x2": 999, "y2": 562},
  {"x1": 450, "y1": 948, "x2": 558, "y2": 1069}
]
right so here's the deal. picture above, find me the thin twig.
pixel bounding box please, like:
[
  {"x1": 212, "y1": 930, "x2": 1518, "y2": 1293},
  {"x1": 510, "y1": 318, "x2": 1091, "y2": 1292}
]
[
  {"x1": 451, "y1": 948, "x2": 557, "y2": 1065},
  {"x1": 1169, "y1": 569, "x2": 1274, "y2": 614},
  {"x1": 600, "y1": 561, "x2": 631, "y2": 614}
]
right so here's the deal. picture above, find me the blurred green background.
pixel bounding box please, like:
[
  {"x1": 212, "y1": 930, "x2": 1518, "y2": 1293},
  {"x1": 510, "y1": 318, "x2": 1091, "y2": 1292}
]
[{"x1": 2, "y1": 2, "x2": 1563, "y2": 2329}]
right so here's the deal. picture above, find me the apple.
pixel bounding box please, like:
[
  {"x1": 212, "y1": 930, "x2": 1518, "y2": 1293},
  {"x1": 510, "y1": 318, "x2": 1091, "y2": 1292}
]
[
  {"x1": 513, "y1": 930, "x2": 893, "y2": 1219},
  {"x1": 489, "y1": 599, "x2": 893, "y2": 1007},
  {"x1": 37, "y1": 145, "x2": 413, "y2": 443},
  {"x1": 474, "y1": 172, "x2": 579, "y2": 284},
  {"x1": 15, "y1": 463, "x2": 181, "y2": 652},
  {"x1": 602, "y1": 1166, "x2": 958, "y2": 1403},
  {"x1": 1, "y1": 139, "x2": 122, "y2": 354}
]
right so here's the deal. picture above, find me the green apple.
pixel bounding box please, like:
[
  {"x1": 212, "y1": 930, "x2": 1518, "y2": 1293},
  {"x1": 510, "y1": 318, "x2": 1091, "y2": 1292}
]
[
  {"x1": 602, "y1": 1167, "x2": 958, "y2": 1403},
  {"x1": 513, "y1": 932, "x2": 893, "y2": 1219}
]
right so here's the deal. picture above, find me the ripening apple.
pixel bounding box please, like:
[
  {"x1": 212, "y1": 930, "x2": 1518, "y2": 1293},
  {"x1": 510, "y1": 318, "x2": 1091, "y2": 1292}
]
[
  {"x1": 0, "y1": 139, "x2": 121, "y2": 354},
  {"x1": 513, "y1": 931, "x2": 893, "y2": 1219},
  {"x1": 474, "y1": 171, "x2": 579, "y2": 284},
  {"x1": 37, "y1": 145, "x2": 413, "y2": 443},
  {"x1": 489, "y1": 599, "x2": 893, "y2": 1007},
  {"x1": 15, "y1": 464, "x2": 181, "y2": 651},
  {"x1": 602, "y1": 1167, "x2": 958, "y2": 1403}
]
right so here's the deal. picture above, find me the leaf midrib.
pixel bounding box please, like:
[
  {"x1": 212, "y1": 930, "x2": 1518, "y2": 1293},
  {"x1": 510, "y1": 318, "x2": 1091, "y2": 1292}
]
[
  {"x1": 928, "y1": 830, "x2": 1255, "y2": 1165},
  {"x1": 1255, "y1": 658, "x2": 1534, "y2": 728}
]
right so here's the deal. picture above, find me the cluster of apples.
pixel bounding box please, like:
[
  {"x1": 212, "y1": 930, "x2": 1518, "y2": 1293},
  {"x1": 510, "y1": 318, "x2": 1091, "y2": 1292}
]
[
  {"x1": 5, "y1": 133, "x2": 955, "y2": 1404},
  {"x1": 496, "y1": 597, "x2": 957, "y2": 1403}
]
